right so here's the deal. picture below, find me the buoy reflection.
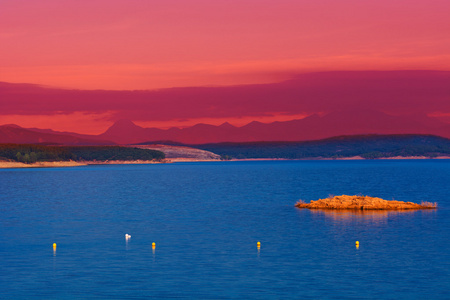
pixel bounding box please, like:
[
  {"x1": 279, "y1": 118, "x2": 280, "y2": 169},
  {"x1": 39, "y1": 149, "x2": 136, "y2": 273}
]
[
  {"x1": 257, "y1": 241, "x2": 261, "y2": 258},
  {"x1": 125, "y1": 234, "x2": 131, "y2": 250}
]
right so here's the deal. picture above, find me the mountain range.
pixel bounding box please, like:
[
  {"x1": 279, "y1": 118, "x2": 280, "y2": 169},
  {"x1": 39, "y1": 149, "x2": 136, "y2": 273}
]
[{"x1": 1, "y1": 109, "x2": 449, "y2": 145}]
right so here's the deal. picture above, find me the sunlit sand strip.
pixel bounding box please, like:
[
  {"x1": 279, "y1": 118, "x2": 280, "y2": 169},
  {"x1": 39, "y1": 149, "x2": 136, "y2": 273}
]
[
  {"x1": 85, "y1": 159, "x2": 169, "y2": 165},
  {"x1": 168, "y1": 158, "x2": 221, "y2": 162},
  {"x1": 0, "y1": 161, "x2": 86, "y2": 169},
  {"x1": 0, "y1": 160, "x2": 170, "y2": 169}
]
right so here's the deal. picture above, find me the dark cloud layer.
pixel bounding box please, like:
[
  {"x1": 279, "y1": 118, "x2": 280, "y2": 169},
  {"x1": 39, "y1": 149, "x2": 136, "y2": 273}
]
[{"x1": 1, "y1": 71, "x2": 449, "y2": 121}]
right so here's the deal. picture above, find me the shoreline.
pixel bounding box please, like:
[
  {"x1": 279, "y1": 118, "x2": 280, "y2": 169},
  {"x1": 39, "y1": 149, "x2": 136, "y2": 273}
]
[
  {"x1": 85, "y1": 159, "x2": 169, "y2": 165},
  {"x1": 0, "y1": 160, "x2": 168, "y2": 169},
  {"x1": 229, "y1": 155, "x2": 450, "y2": 161},
  {"x1": 0, "y1": 161, "x2": 87, "y2": 169},
  {"x1": 1, "y1": 156, "x2": 449, "y2": 169}
]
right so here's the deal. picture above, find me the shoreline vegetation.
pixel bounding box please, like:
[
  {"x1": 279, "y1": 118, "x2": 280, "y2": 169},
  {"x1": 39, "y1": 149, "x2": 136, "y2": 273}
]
[
  {"x1": 295, "y1": 195, "x2": 437, "y2": 210},
  {"x1": 0, "y1": 160, "x2": 168, "y2": 169},
  {"x1": 0, "y1": 144, "x2": 166, "y2": 168},
  {"x1": 1, "y1": 141, "x2": 450, "y2": 169},
  {"x1": 194, "y1": 134, "x2": 450, "y2": 160}
]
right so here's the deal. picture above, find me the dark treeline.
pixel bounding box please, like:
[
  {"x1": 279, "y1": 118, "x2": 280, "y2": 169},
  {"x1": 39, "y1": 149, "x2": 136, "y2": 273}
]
[
  {"x1": 194, "y1": 135, "x2": 450, "y2": 159},
  {"x1": 66, "y1": 146, "x2": 165, "y2": 161},
  {"x1": 0, "y1": 144, "x2": 165, "y2": 163},
  {"x1": 0, "y1": 144, "x2": 74, "y2": 163}
]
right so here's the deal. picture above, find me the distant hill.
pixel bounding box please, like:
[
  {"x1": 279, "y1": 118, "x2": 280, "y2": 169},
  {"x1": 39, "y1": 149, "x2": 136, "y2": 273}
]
[
  {"x1": 2, "y1": 134, "x2": 449, "y2": 161},
  {"x1": 3, "y1": 113, "x2": 450, "y2": 147},
  {"x1": 3, "y1": 111, "x2": 450, "y2": 148},
  {"x1": 0, "y1": 124, "x2": 114, "y2": 145},
  {"x1": 189, "y1": 134, "x2": 450, "y2": 159},
  {"x1": 99, "y1": 110, "x2": 450, "y2": 144}
]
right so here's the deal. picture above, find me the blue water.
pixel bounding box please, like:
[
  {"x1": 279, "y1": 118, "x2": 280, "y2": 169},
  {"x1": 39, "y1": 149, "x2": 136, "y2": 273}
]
[{"x1": 1, "y1": 160, "x2": 449, "y2": 299}]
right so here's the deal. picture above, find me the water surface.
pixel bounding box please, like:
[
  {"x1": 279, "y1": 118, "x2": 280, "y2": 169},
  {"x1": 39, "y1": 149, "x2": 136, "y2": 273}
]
[{"x1": 1, "y1": 160, "x2": 449, "y2": 299}]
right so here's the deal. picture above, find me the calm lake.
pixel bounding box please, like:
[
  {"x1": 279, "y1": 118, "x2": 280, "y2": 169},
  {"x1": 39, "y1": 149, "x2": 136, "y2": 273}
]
[{"x1": 1, "y1": 160, "x2": 449, "y2": 299}]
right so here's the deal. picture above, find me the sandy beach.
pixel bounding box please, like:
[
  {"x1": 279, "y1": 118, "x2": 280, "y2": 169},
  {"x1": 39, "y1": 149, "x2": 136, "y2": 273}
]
[
  {"x1": 0, "y1": 161, "x2": 87, "y2": 169},
  {"x1": 85, "y1": 159, "x2": 169, "y2": 165},
  {"x1": 0, "y1": 160, "x2": 170, "y2": 169}
]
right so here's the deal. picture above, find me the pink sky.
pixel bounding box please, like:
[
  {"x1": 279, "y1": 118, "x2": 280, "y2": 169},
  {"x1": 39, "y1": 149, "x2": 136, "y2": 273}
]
[
  {"x1": 1, "y1": 0, "x2": 450, "y2": 133},
  {"x1": 1, "y1": 0, "x2": 449, "y2": 90}
]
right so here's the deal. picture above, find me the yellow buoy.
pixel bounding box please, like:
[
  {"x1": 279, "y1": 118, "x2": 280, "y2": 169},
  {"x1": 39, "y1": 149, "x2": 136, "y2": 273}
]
[
  {"x1": 53, "y1": 243, "x2": 57, "y2": 249},
  {"x1": 257, "y1": 241, "x2": 261, "y2": 247},
  {"x1": 152, "y1": 242, "x2": 156, "y2": 248},
  {"x1": 355, "y1": 241, "x2": 359, "y2": 248}
]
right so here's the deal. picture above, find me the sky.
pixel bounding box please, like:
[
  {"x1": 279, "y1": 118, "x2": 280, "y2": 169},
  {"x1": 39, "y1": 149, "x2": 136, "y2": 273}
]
[{"x1": 1, "y1": 0, "x2": 450, "y2": 133}]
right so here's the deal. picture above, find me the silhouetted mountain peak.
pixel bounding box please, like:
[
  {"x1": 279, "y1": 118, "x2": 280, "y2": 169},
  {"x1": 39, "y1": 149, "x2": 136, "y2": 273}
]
[
  {"x1": 103, "y1": 119, "x2": 143, "y2": 134},
  {"x1": 219, "y1": 122, "x2": 235, "y2": 129},
  {"x1": 113, "y1": 119, "x2": 140, "y2": 129},
  {"x1": 0, "y1": 124, "x2": 22, "y2": 128}
]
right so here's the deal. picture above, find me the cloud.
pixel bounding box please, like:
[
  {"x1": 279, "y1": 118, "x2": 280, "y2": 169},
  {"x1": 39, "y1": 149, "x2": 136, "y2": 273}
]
[
  {"x1": 1, "y1": 71, "x2": 449, "y2": 130},
  {"x1": 2, "y1": 54, "x2": 450, "y2": 90}
]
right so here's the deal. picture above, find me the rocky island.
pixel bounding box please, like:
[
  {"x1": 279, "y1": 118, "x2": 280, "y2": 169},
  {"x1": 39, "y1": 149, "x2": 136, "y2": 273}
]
[{"x1": 295, "y1": 195, "x2": 437, "y2": 210}]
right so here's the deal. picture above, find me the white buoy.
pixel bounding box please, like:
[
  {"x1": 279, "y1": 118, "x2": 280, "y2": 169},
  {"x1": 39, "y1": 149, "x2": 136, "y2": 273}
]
[{"x1": 125, "y1": 234, "x2": 131, "y2": 241}]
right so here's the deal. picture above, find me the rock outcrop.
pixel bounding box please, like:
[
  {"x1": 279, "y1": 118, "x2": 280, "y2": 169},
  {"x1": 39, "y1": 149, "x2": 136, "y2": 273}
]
[{"x1": 295, "y1": 195, "x2": 437, "y2": 210}]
